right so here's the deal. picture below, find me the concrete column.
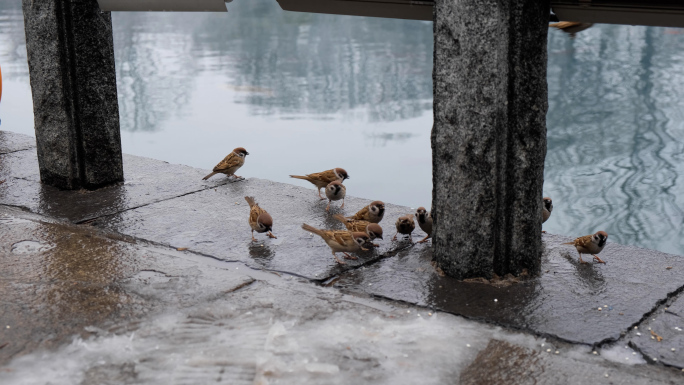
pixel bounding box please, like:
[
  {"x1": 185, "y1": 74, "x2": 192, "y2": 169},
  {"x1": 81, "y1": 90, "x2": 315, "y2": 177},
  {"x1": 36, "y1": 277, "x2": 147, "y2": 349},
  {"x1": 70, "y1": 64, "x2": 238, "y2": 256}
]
[
  {"x1": 432, "y1": 0, "x2": 549, "y2": 279},
  {"x1": 22, "y1": 0, "x2": 123, "y2": 190}
]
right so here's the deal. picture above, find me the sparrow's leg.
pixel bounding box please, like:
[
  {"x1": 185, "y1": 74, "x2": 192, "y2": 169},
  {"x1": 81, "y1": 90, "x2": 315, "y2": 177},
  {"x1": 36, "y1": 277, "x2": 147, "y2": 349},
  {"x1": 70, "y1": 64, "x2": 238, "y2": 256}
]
[
  {"x1": 578, "y1": 253, "x2": 587, "y2": 264},
  {"x1": 341, "y1": 198, "x2": 345, "y2": 209},
  {"x1": 592, "y1": 254, "x2": 606, "y2": 264},
  {"x1": 373, "y1": 243, "x2": 380, "y2": 247},
  {"x1": 267, "y1": 231, "x2": 277, "y2": 239},
  {"x1": 342, "y1": 252, "x2": 358, "y2": 260},
  {"x1": 326, "y1": 201, "x2": 331, "y2": 211},
  {"x1": 392, "y1": 233, "x2": 398, "y2": 241},
  {"x1": 417, "y1": 235, "x2": 430, "y2": 244},
  {"x1": 251, "y1": 230, "x2": 257, "y2": 242},
  {"x1": 408, "y1": 234, "x2": 413, "y2": 243},
  {"x1": 333, "y1": 252, "x2": 346, "y2": 265},
  {"x1": 318, "y1": 188, "x2": 325, "y2": 200}
]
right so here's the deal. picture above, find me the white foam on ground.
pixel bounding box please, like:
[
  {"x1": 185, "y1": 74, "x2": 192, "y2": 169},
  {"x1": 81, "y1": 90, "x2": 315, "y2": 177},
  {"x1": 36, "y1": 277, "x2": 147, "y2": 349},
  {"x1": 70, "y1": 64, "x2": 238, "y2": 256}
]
[
  {"x1": 0, "y1": 305, "x2": 648, "y2": 384},
  {"x1": 0, "y1": 307, "x2": 537, "y2": 385},
  {"x1": 600, "y1": 343, "x2": 647, "y2": 365}
]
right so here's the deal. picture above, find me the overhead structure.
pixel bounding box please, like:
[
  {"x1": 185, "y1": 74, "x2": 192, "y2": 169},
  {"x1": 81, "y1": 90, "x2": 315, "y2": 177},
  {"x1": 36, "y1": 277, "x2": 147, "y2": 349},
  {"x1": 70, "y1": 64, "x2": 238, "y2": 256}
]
[
  {"x1": 276, "y1": 0, "x2": 432, "y2": 21},
  {"x1": 276, "y1": 0, "x2": 684, "y2": 27},
  {"x1": 97, "y1": 0, "x2": 230, "y2": 12},
  {"x1": 552, "y1": 1, "x2": 684, "y2": 28}
]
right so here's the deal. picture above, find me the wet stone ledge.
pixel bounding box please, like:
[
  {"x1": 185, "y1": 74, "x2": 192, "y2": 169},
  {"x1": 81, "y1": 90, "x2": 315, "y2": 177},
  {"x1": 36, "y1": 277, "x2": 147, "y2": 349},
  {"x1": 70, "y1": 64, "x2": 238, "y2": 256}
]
[
  {"x1": 0, "y1": 131, "x2": 35, "y2": 154},
  {"x1": 627, "y1": 290, "x2": 684, "y2": 368},
  {"x1": 0, "y1": 147, "x2": 234, "y2": 223},
  {"x1": 92, "y1": 177, "x2": 421, "y2": 280},
  {"x1": 333, "y1": 234, "x2": 684, "y2": 351},
  {"x1": 0, "y1": 205, "x2": 255, "y2": 366},
  {"x1": 8, "y1": 204, "x2": 659, "y2": 385},
  {"x1": 3, "y1": 131, "x2": 684, "y2": 370}
]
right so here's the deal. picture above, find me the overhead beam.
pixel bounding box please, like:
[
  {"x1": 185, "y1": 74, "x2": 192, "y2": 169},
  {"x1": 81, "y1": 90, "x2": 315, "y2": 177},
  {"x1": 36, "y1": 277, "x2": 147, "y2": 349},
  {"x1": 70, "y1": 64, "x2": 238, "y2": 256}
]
[
  {"x1": 552, "y1": 1, "x2": 684, "y2": 28},
  {"x1": 276, "y1": 0, "x2": 432, "y2": 21},
  {"x1": 275, "y1": 0, "x2": 684, "y2": 27},
  {"x1": 97, "y1": 0, "x2": 229, "y2": 12}
]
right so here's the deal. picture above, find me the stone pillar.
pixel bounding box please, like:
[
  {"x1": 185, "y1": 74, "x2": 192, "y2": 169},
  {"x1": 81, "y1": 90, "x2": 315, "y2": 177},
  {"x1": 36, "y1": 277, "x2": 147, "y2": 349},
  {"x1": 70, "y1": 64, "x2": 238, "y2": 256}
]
[
  {"x1": 22, "y1": 0, "x2": 123, "y2": 190},
  {"x1": 432, "y1": 0, "x2": 549, "y2": 279}
]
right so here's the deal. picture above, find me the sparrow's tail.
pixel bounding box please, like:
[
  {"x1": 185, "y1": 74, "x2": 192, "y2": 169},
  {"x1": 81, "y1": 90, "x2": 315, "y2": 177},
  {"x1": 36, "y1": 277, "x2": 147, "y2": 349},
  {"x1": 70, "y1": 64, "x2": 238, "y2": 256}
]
[
  {"x1": 289, "y1": 174, "x2": 311, "y2": 182},
  {"x1": 244, "y1": 196, "x2": 256, "y2": 207},
  {"x1": 561, "y1": 242, "x2": 574, "y2": 245},
  {"x1": 332, "y1": 214, "x2": 348, "y2": 224},
  {"x1": 302, "y1": 223, "x2": 324, "y2": 237},
  {"x1": 549, "y1": 21, "x2": 579, "y2": 30},
  {"x1": 202, "y1": 172, "x2": 217, "y2": 180}
]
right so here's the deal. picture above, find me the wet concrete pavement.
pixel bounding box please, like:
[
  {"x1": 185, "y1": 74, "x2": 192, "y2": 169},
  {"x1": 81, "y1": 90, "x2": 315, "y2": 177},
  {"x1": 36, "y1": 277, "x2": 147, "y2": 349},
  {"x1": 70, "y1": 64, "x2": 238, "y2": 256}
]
[
  {"x1": 1, "y1": 148, "x2": 235, "y2": 223},
  {"x1": 0, "y1": 131, "x2": 35, "y2": 155},
  {"x1": 334, "y1": 234, "x2": 684, "y2": 346},
  {"x1": 2, "y1": 131, "x2": 684, "y2": 383}
]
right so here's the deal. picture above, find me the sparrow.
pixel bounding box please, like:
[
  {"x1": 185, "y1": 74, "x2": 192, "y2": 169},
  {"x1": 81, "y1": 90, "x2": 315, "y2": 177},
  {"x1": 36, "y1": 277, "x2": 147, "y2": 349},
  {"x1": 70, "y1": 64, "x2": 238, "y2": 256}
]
[
  {"x1": 290, "y1": 168, "x2": 349, "y2": 199},
  {"x1": 302, "y1": 223, "x2": 370, "y2": 264},
  {"x1": 549, "y1": 21, "x2": 594, "y2": 38},
  {"x1": 325, "y1": 181, "x2": 346, "y2": 211},
  {"x1": 245, "y1": 196, "x2": 276, "y2": 241},
  {"x1": 415, "y1": 207, "x2": 432, "y2": 244},
  {"x1": 333, "y1": 214, "x2": 383, "y2": 246},
  {"x1": 202, "y1": 147, "x2": 249, "y2": 180},
  {"x1": 393, "y1": 215, "x2": 415, "y2": 242},
  {"x1": 563, "y1": 231, "x2": 608, "y2": 264},
  {"x1": 542, "y1": 197, "x2": 553, "y2": 233},
  {"x1": 347, "y1": 201, "x2": 385, "y2": 224}
]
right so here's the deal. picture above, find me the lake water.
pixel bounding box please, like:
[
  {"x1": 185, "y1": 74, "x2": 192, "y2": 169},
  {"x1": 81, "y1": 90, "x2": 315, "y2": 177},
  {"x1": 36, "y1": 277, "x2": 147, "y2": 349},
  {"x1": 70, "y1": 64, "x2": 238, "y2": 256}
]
[{"x1": 1, "y1": 0, "x2": 683, "y2": 256}]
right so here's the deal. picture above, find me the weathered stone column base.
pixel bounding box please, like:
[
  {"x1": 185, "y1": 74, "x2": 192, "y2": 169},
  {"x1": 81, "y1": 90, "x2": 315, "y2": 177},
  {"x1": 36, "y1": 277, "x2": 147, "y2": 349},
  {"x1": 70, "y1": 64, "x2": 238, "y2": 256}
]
[
  {"x1": 432, "y1": 0, "x2": 549, "y2": 279},
  {"x1": 22, "y1": 0, "x2": 123, "y2": 190}
]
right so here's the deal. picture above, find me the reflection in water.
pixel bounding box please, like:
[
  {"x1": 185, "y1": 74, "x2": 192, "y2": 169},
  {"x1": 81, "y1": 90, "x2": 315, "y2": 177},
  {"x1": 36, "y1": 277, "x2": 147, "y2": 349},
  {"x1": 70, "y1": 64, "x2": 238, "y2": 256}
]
[
  {"x1": 112, "y1": 0, "x2": 432, "y2": 131},
  {"x1": 366, "y1": 132, "x2": 418, "y2": 147},
  {"x1": 0, "y1": 0, "x2": 683, "y2": 255},
  {"x1": 545, "y1": 26, "x2": 684, "y2": 255}
]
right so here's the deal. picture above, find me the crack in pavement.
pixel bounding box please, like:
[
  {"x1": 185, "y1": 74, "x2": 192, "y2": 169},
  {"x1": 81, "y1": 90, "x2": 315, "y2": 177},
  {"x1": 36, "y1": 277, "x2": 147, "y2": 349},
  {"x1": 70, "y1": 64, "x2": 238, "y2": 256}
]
[
  {"x1": 73, "y1": 179, "x2": 240, "y2": 225},
  {"x1": 0, "y1": 147, "x2": 35, "y2": 156}
]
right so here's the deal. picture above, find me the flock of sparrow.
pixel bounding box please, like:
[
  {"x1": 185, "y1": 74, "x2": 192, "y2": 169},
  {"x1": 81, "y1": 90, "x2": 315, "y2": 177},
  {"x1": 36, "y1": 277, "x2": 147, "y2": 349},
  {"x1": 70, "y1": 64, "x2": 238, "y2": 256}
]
[{"x1": 204, "y1": 147, "x2": 607, "y2": 266}]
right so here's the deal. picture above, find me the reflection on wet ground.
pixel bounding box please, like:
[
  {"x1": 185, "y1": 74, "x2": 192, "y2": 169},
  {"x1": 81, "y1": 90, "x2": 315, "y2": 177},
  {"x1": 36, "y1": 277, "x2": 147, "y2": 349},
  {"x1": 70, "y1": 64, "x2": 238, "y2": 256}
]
[
  {"x1": 335, "y1": 233, "x2": 684, "y2": 346},
  {"x1": 0, "y1": 208, "x2": 142, "y2": 363}
]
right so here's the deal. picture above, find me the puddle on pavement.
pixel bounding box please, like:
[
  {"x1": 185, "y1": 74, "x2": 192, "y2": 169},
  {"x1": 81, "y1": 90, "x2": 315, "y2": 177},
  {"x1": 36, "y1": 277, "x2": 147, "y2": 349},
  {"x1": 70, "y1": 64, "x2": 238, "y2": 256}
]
[{"x1": 10, "y1": 240, "x2": 54, "y2": 254}]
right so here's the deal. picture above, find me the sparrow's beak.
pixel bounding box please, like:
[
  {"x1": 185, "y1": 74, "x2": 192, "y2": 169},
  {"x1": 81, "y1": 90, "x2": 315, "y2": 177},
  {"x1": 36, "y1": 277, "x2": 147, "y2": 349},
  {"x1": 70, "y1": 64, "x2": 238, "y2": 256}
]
[
  {"x1": 245, "y1": 152, "x2": 250, "y2": 156},
  {"x1": 377, "y1": 235, "x2": 383, "y2": 240}
]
